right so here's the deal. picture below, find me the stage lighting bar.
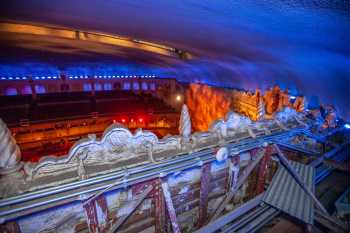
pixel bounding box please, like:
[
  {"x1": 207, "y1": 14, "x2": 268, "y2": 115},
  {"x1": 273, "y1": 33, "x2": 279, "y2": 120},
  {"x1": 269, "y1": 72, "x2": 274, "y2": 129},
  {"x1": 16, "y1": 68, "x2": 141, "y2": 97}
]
[{"x1": 0, "y1": 74, "x2": 157, "y2": 81}]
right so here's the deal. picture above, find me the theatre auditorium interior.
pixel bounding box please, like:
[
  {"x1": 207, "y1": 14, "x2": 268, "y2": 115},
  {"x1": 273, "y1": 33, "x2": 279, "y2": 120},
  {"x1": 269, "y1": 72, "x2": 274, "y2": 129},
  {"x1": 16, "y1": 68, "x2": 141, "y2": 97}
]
[{"x1": 1, "y1": 1, "x2": 350, "y2": 233}]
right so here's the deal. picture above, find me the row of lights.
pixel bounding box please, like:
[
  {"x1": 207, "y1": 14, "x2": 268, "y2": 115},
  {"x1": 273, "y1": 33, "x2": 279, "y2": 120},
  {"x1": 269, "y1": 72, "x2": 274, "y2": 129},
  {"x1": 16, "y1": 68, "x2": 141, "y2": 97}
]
[
  {"x1": 113, "y1": 117, "x2": 144, "y2": 124},
  {"x1": 0, "y1": 74, "x2": 157, "y2": 81},
  {"x1": 88, "y1": 75, "x2": 156, "y2": 79},
  {"x1": 0, "y1": 76, "x2": 59, "y2": 80},
  {"x1": 1, "y1": 76, "x2": 29, "y2": 80}
]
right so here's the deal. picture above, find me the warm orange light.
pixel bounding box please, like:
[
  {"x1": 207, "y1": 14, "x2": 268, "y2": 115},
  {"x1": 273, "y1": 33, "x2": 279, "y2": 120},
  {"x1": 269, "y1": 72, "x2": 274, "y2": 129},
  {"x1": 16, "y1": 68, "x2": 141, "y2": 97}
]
[
  {"x1": 176, "y1": 95, "x2": 182, "y2": 102},
  {"x1": 130, "y1": 118, "x2": 134, "y2": 123},
  {"x1": 186, "y1": 84, "x2": 231, "y2": 131}
]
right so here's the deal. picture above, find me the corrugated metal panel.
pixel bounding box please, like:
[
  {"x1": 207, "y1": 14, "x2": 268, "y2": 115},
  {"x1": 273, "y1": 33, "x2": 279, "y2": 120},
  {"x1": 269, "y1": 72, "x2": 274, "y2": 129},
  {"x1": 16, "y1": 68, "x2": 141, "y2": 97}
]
[{"x1": 263, "y1": 161, "x2": 315, "y2": 224}]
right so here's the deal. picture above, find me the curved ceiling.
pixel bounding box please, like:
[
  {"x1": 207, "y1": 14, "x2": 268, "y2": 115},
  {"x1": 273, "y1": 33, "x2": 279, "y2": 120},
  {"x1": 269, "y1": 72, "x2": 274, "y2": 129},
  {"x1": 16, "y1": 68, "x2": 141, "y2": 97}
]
[{"x1": 1, "y1": 0, "x2": 350, "y2": 119}]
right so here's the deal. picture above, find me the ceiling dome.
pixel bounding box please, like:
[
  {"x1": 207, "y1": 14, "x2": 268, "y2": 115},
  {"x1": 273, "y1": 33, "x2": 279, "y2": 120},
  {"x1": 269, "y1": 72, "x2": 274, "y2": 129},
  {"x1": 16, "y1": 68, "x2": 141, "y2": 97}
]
[{"x1": 1, "y1": 0, "x2": 350, "y2": 119}]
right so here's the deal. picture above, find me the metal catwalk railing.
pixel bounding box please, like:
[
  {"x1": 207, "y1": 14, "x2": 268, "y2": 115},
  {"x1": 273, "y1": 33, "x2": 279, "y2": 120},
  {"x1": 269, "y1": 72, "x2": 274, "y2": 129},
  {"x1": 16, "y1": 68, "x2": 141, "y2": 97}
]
[{"x1": 1, "y1": 126, "x2": 348, "y2": 224}]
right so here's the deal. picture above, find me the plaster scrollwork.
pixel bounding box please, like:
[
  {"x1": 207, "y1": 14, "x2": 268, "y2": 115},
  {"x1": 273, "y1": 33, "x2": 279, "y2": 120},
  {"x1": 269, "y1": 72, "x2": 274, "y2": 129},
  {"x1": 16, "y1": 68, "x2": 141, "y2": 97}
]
[
  {"x1": 17, "y1": 105, "x2": 310, "y2": 185},
  {"x1": 23, "y1": 123, "x2": 187, "y2": 181},
  {"x1": 24, "y1": 124, "x2": 160, "y2": 181}
]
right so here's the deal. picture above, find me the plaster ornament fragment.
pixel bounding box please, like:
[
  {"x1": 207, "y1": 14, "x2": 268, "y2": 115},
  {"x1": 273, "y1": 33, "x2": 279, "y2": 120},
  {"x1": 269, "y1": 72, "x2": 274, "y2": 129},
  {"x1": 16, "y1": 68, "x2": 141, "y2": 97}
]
[
  {"x1": 0, "y1": 119, "x2": 26, "y2": 198},
  {"x1": 0, "y1": 118, "x2": 22, "y2": 173},
  {"x1": 179, "y1": 104, "x2": 192, "y2": 139},
  {"x1": 77, "y1": 150, "x2": 88, "y2": 180},
  {"x1": 145, "y1": 142, "x2": 156, "y2": 163},
  {"x1": 215, "y1": 147, "x2": 228, "y2": 162},
  {"x1": 226, "y1": 112, "x2": 241, "y2": 130},
  {"x1": 210, "y1": 119, "x2": 228, "y2": 143}
]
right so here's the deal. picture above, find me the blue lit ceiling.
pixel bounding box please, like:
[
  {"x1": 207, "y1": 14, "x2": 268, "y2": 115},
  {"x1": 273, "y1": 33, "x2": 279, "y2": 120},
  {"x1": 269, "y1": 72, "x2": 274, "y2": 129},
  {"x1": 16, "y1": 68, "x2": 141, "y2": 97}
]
[{"x1": 1, "y1": 0, "x2": 350, "y2": 119}]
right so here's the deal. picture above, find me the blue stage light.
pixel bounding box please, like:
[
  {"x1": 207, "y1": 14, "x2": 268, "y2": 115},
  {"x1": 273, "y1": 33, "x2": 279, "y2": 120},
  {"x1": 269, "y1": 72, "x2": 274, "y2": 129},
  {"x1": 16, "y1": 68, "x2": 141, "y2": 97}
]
[{"x1": 344, "y1": 124, "x2": 350, "y2": 129}]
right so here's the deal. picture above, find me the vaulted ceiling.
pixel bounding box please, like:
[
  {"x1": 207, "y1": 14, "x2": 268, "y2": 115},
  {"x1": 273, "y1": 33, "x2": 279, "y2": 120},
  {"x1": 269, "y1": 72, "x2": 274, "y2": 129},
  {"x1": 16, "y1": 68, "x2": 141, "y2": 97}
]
[{"x1": 1, "y1": 0, "x2": 350, "y2": 119}]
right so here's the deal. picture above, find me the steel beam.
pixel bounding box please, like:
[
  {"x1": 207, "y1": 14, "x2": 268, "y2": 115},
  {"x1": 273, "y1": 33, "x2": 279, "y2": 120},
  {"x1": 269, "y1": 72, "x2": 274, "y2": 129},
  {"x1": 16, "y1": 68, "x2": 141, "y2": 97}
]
[
  {"x1": 194, "y1": 193, "x2": 264, "y2": 233},
  {"x1": 315, "y1": 209, "x2": 349, "y2": 233},
  {"x1": 154, "y1": 179, "x2": 166, "y2": 233},
  {"x1": 108, "y1": 185, "x2": 153, "y2": 233},
  {"x1": 310, "y1": 141, "x2": 350, "y2": 167},
  {"x1": 323, "y1": 160, "x2": 350, "y2": 173},
  {"x1": 198, "y1": 162, "x2": 212, "y2": 227},
  {"x1": 211, "y1": 147, "x2": 265, "y2": 220},
  {"x1": 162, "y1": 181, "x2": 181, "y2": 233},
  {"x1": 0, "y1": 221, "x2": 21, "y2": 233},
  {"x1": 256, "y1": 146, "x2": 272, "y2": 194},
  {"x1": 83, "y1": 196, "x2": 100, "y2": 233}
]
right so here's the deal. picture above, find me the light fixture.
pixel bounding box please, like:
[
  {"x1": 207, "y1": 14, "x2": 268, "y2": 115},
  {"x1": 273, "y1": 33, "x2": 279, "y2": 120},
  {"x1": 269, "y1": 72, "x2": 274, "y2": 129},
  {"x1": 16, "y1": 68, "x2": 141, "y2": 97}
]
[{"x1": 176, "y1": 95, "x2": 182, "y2": 102}]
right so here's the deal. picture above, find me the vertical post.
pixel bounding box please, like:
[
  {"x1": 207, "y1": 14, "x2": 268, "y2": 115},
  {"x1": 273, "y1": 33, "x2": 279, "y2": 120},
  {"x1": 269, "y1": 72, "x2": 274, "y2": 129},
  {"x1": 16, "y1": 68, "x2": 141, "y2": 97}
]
[
  {"x1": 83, "y1": 194, "x2": 109, "y2": 233},
  {"x1": 227, "y1": 155, "x2": 240, "y2": 190},
  {"x1": 89, "y1": 76, "x2": 96, "y2": 113},
  {"x1": 162, "y1": 181, "x2": 181, "y2": 233},
  {"x1": 210, "y1": 148, "x2": 265, "y2": 221},
  {"x1": 198, "y1": 162, "x2": 212, "y2": 227},
  {"x1": 83, "y1": 199, "x2": 99, "y2": 233},
  {"x1": 305, "y1": 224, "x2": 313, "y2": 233},
  {"x1": 154, "y1": 179, "x2": 166, "y2": 233},
  {"x1": 0, "y1": 221, "x2": 21, "y2": 233},
  {"x1": 29, "y1": 76, "x2": 37, "y2": 101},
  {"x1": 256, "y1": 145, "x2": 272, "y2": 194}
]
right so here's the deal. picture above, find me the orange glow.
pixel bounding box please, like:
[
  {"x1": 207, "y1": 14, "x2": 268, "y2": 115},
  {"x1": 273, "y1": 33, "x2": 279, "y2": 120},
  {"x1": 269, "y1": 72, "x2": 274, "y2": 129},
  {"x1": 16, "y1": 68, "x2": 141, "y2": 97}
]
[
  {"x1": 186, "y1": 84, "x2": 231, "y2": 131},
  {"x1": 0, "y1": 22, "x2": 191, "y2": 59},
  {"x1": 176, "y1": 95, "x2": 182, "y2": 102}
]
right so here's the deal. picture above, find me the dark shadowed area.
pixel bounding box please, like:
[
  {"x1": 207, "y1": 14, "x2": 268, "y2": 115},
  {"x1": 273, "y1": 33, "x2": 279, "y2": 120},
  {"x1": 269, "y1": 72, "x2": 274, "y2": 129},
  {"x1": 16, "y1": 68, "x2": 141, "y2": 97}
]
[{"x1": 1, "y1": 0, "x2": 350, "y2": 119}]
